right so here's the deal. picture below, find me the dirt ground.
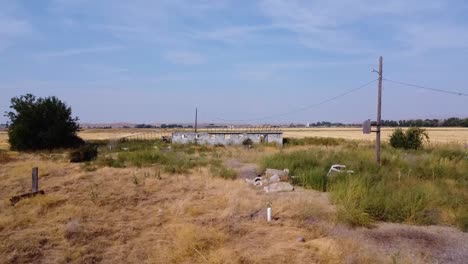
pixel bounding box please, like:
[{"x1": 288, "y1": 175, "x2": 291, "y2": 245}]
[{"x1": 1, "y1": 153, "x2": 467, "y2": 263}]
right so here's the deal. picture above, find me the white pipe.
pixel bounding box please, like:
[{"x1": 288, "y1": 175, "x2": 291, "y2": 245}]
[{"x1": 267, "y1": 207, "x2": 272, "y2": 222}]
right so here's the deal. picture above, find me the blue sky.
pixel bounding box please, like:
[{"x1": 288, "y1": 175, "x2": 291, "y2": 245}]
[{"x1": 1, "y1": 0, "x2": 467, "y2": 124}]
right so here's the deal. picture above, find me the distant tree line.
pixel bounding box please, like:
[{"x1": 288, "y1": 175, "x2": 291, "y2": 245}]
[
  {"x1": 160, "y1": 124, "x2": 185, "y2": 129},
  {"x1": 134, "y1": 124, "x2": 157, "y2": 128},
  {"x1": 301, "y1": 117, "x2": 468, "y2": 128},
  {"x1": 381, "y1": 117, "x2": 468, "y2": 127},
  {"x1": 134, "y1": 124, "x2": 190, "y2": 129},
  {"x1": 302, "y1": 121, "x2": 358, "y2": 127}
]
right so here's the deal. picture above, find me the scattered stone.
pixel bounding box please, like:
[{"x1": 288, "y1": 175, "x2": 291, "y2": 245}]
[
  {"x1": 269, "y1": 174, "x2": 281, "y2": 183},
  {"x1": 265, "y1": 168, "x2": 289, "y2": 178},
  {"x1": 264, "y1": 182, "x2": 294, "y2": 193},
  {"x1": 64, "y1": 219, "x2": 81, "y2": 239},
  {"x1": 245, "y1": 176, "x2": 265, "y2": 187},
  {"x1": 254, "y1": 176, "x2": 263, "y2": 186},
  {"x1": 265, "y1": 168, "x2": 290, "y2": 182},
  {"x1": 297, "y1": 237, "x2": 306, "y2": 242}
]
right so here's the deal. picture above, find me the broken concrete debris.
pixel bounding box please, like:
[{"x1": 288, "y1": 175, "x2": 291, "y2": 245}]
[
  {"x1": 326, "y1": 164, "x2": 354, "y2": 177},
  {"x1": 264, "y1": 182, "x2": 295, "y2": 193},
  {"x1": 246, "y1": 168, "x2": 295, "y2": 193},
  {"x1": 269, "y1": 174, "x2": 281, "y2": 183},
  {"x1": 265, "y1": 168, "x2": 289, "y2": 179}
]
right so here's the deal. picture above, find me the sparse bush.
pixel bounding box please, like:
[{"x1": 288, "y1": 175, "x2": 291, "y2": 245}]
[
  {"x1": 210, "y1": 164, "x2": 237, "y2": 180},
  {"x1": 5, "y1": 94, "x2": 84, "y2": 150},
  {"x1": 389, "y1": 127, "x2": 429, "y2": 150},
  {"x1": 456, "y1": 210, "x2": 468, "y2": 232},
  {"x1": 94, "y1": 140, "x2": 211, "y2": 173},
  {"x1": 242, "y1": 138, "x2": 253, "y2": 147},
  {"x1": 70, "y1": 144, "x2": 98, "y2": 163}
]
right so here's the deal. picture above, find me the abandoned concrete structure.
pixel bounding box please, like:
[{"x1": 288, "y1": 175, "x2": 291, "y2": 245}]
[{"x1": 172, "y1": 128, "x2": 283, "y2": 146}]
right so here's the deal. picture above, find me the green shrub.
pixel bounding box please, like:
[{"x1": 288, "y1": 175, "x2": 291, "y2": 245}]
[
  {"x1": 261, "y1": 143, "x2": 468, "y2": 229},
  {"x1": 210, "y1": 163, "x2": 237, "y2": 180},
  {"x1": 456, "y1": 210, "x2": 468, "y2": 232},
  {"x1": 390, "y1": 127, "x2": 429, "y2": 150},
  {"x1": 6, "y1": 94, "x2": 84, "y2": 150},
  {"x1": 70, "y1": 144, "x2": 98, "y2": 163},
  {"x1": 292, "y1": 167, "x2": 327, "y2": 190},
  {"x1": 98, "y1": 145, "x2": 210, "y2": 173},
  {"x1": 98, "y1": 157, "x2": 125, "y2": 168},
  {"x1": 242, "y1": 138, "x2": 253, "y2": 146}
]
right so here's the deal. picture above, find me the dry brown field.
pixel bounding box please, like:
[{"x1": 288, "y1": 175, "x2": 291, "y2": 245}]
[
  {"x1": 2, "y1": 145, "x2": 466, "y2": 263},
  {"x1": 1, "y1": 129, "x2": 467, "y2": 263}
]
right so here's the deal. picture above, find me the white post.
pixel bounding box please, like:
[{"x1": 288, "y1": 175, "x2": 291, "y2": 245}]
[{"x1": 267, "y1": 207, "x2": 272, "y2": 222}]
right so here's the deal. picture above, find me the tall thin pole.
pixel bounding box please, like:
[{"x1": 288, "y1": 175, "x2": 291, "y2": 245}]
[
  {"x1": 376, "y1": 56, "x2": 383, "y2": 165},
  {"x1": 195, "y1": 107, "x2": 198, "y2": 133}
]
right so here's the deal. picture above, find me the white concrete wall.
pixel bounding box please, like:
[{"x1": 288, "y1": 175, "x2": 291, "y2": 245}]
[{"x1": 172, "y1": 132, "x2": 283, "y2": 145}]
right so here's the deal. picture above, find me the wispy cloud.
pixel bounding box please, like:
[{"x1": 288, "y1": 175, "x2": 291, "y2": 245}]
[
  {"x1": 163, "y1": 51, "x2": 206, "y2": 65},
  {"x1": 259, "y1": 0, "x2": 468, "y2": 54},
  {"x1": 191, "y1": 25, "x2": 275, "y2": 43},
  {"x1": 50, "y1": 0, "x2": 230, "y2": 44},
  {"x1": 34, "y1": 45, "x2": 123, "y2": 58},
  {"x1": 0, "y1": 0, "x2": 33, "y2": 51},
  {"x1": 236, "y1": 58, "x2": 371, "y2": 81}
]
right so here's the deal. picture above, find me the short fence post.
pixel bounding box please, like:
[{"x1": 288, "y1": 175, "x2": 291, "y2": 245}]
[{"x1": 32, "y1": 167, "x2": 39, "y2": 193}]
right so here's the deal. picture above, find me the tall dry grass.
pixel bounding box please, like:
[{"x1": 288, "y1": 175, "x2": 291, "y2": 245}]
[{"x1": 0, "y1": 151, "x2": 395, "y2": 263}]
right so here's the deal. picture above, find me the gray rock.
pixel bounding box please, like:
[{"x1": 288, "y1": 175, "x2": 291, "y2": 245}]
[
  {"x1": 64, "y1": 219, "x2": 81, "y2": 239},
  {"x1": 269, "y1": 174, "x2": 281, "y2": 183},
  {"x1": 265, "y1": 168, "x2": 289, "y2": 178},
  {"x1": 297, "y1": 237, "x2": 306, "y2": 242},
  {"x1": 264, "y1": 182, "x2": 294, "y2": 193}
]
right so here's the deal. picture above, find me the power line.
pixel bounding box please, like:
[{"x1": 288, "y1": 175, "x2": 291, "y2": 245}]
[
  {"x1": 216, "y1": 79, "x2": 378, "y2": 122},
  {"x1": 383, "y1": 78, "x2": 468, "y2": 97}
]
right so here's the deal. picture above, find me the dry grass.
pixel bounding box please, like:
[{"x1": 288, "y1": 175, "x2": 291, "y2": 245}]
[
  {"x1": 0, "y1": 152, "x2": 398, "y2": 264},
  {"x1": 0, "y1": 132, "x2": 8, "y2": 150},
  {"x1": 1, "y1": 139, "x2": 466, "y2": 263}
]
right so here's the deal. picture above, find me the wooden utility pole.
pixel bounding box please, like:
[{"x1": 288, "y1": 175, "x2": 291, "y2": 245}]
[
  {"x1": 376, "y1": 56, "x2": 383, "y2": 165},
  {"x1": 32, "y1": 167, "x2": 39, "y2": 193},
  {"x1": 195, "y1": 107, "x2": 198, "y2": 133}
]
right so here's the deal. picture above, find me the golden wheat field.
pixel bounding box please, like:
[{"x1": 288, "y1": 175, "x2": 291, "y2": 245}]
[
  {"x1": 78, "y1": 127, "x2": 468, "y2": 143},
  {"x1": 1, "y1": 128, "x2": 467, "y2": 150},
  {"x1": 282, "y1": 127, "x2": 468, "y2": 143}
]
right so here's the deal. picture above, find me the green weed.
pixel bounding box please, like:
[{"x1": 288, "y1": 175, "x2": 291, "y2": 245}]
[{"x1": 261, "y1": 143, "x2": 468, "y2": 229}]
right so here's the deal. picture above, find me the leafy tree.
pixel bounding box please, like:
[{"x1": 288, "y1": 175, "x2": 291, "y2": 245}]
[
  {"x1": 5, "y1": 94, "x2": 84, "y2": 150},
  {"x1": 389, "y1": 127, "x2": 429, "y2": 150},
  {"x1": 389, "y1": 128, "x2": 406, "y2": 149},
  {"x1": 70, "y1": 144, "x2": 98, "y2": 162}
]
